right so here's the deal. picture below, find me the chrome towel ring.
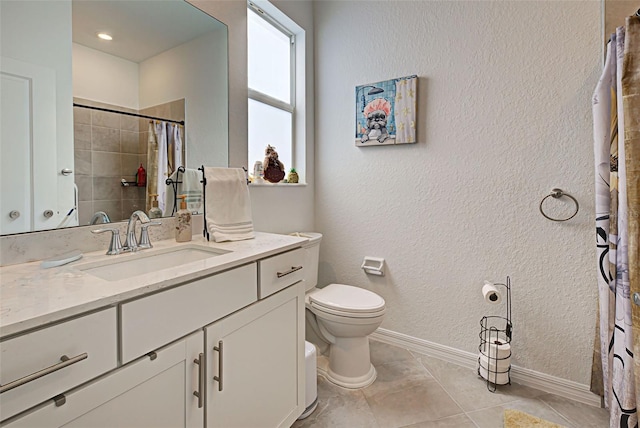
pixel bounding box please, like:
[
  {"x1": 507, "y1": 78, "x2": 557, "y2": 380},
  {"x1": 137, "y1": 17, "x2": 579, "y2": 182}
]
[{"x1": 539, "y1": 188, "x2": 579, "y2": 222}]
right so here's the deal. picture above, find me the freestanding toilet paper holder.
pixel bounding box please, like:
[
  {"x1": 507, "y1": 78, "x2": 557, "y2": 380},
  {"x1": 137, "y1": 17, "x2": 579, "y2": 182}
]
[{"x1": 477, "y1": 276, "x2": 512, "y2": 392}]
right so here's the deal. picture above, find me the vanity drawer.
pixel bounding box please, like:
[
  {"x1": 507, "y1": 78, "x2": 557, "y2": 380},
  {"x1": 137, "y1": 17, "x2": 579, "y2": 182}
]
[
  {"x1": 120, "y1": 263, "x2": 257, "y2": 364},
  {"x1": 0, "y1": 308, "x2": 117, "y2": 421},
  {"x1": 258, "y1": 248, "x2": 305, "y2": 299}
]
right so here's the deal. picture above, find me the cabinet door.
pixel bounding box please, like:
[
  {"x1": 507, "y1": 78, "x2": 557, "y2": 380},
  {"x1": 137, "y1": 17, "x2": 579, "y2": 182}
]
[
  {"x1": 205, "y1": 283, "x2": 305, "y2": 428},
  {"x1": 3, "y1": 332, "x2": 204, "y2": 428}
]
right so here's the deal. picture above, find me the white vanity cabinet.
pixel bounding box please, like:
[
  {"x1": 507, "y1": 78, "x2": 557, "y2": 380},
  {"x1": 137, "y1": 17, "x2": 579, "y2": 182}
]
[
  {"x1": 3, "y1": 331, "x2": 204, "y2": 428},
  {"x1": 205, "y1": 282, "x2": 305, "y2": 428},
  {"x1": 0, "y1": 239, "x2": 307, "y2": 428},
  {"x1": 119, "y1": 263, "x2": 257, "y2": 364},
  {"x1": 0, "y1": 308, "x2": 117, "y2": 421}
]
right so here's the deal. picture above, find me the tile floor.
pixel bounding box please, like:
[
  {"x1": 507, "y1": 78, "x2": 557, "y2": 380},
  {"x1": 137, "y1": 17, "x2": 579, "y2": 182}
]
[{"x1": 292, "y1": 340, "x2": 609, "y2": 428}]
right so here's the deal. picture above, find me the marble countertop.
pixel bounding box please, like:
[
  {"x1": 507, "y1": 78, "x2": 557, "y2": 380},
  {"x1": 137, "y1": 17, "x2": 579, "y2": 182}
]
[{"x1": 0, "y1": 232, "x2": 307, "y2": 339}]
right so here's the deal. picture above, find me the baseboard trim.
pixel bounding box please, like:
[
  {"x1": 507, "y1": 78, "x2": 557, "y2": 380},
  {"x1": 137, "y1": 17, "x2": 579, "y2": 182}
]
[{"x1": 370, "y1": 328, "x2": 602, "y2": 408}]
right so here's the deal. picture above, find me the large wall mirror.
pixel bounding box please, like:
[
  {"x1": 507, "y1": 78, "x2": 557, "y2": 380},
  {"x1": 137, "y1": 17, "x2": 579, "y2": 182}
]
[{"x1": 0, "y1": 0, "x2": 228, "y2": 236}]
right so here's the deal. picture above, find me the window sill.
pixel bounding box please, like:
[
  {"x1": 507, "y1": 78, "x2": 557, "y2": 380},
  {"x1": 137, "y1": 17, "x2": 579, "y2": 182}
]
[{"x1": 249, "y1": 182, "x2": 307, "y2": 187}]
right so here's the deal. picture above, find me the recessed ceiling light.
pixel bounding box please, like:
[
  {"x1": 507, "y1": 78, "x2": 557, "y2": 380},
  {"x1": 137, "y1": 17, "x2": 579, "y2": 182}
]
[{"x1": 97, "y1": 33, "x2": 113, "y2": 41}]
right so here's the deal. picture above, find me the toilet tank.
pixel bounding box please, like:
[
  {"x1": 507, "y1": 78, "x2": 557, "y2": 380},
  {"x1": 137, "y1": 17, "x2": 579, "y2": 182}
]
[{"x1": 291, "y1": 232, "x2": 322, "y2": 292}]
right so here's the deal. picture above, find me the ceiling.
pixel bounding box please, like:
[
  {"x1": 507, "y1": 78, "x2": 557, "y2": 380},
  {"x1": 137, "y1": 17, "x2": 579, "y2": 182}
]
[{"x1": 72, "y1": 0, "x2": 225, "y2": 63}]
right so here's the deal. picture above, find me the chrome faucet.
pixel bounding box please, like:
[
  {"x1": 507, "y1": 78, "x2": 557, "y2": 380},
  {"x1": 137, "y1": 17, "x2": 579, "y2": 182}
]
[
  {"x1": 123, "y1": 210, "x2": 150, "y2": 252},
  {"x1": 89, "y1": 211, "x2": 110, "y2": 225}
]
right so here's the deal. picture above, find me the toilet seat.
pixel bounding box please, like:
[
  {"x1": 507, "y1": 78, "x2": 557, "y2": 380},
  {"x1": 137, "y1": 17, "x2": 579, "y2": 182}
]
[{"x1": 309, "y1": 284, "x2": 385, "y2": 318}]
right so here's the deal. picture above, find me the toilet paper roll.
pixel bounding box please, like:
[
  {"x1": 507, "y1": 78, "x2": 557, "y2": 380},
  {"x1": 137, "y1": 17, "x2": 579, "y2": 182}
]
[
  {"x1": 478, "y1": 363, "x2": 510, "y2": 385},
  {"x1": 479, "y1": 352, "x2": 511, "y2": 371},
  {"x1": 480, "y1": 339, "x2": 511, "y2": 360},
  {"x1": 482, "y1": 282, "x2": 502, "y2": 304}
]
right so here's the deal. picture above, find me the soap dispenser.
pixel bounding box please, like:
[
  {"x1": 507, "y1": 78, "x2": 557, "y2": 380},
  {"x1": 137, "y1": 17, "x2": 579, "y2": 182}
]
[
  {"x1": 175, "y1": 194, "x2": 192, "y2": 242},
  {"x1": 148, "y1": 194, "x2": 162, "y2": 219}
]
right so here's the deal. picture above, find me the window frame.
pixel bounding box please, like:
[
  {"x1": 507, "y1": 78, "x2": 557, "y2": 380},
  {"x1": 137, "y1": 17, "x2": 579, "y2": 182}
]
[{"x1": 247, "y1": 2, "x2": 296, "y2": 174}]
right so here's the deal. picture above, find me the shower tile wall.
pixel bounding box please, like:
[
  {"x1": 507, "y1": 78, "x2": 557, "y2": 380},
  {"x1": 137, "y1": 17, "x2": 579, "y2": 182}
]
[{"x1": 74, "y1": 98, "x2": 146, "y2": 225}]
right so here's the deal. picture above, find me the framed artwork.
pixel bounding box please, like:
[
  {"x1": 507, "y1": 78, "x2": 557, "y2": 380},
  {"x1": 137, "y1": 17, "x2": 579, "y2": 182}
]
[{"x1": 355, "y1": 75, "x2": 418, "y2": 147}]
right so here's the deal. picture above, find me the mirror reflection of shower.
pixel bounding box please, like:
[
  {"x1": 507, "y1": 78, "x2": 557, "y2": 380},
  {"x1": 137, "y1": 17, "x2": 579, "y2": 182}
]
[
  {"x1": 0, "y1": 0, "x2": 228, "y2": 236},
  {"x1": 73, "y1": 99, "x2": 185, "y2": 225}
]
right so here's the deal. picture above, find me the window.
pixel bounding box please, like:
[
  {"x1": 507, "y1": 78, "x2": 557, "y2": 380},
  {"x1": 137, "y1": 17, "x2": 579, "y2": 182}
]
[{"x1": 247, "y1": 3, "x2": 295, "y2": 179}]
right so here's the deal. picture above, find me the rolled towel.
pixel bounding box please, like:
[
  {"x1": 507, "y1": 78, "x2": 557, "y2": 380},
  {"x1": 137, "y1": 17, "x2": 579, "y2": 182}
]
[{"x1": 204, "y1": 167, "x2": 254, "y2": 242}]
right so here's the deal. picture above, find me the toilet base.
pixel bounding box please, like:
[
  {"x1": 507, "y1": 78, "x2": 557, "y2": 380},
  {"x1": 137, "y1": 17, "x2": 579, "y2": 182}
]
[
  {"x1": 325, "y1": 362, "x2": 377, "y2": 389},
  {"x1": 315, "y1": 338, "x2": 378, "y2": 389}
]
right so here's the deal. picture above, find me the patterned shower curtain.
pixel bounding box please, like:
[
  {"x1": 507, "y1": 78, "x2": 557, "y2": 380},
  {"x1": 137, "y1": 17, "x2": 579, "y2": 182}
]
[
  {"x1": 623, "y1": 16, "x2": 640, "y2": 428},
  {"x1": 594, "y1": 15, "x2": 640, "y2": 428},
  {"x1": 593, "y1": 33, "x2": 615, "y2": 413}
]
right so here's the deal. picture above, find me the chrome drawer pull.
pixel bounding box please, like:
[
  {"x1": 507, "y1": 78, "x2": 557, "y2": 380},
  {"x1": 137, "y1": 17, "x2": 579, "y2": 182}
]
[
  {"x1": 276, "y1": 266, "x2": 303, "y2": 278},
  {"x1": 0, "y1": 353, "x2": 88, "y2": 394},
  {"x1": 213, "y1": 340, "x2": 223, "y2": 391},
  {"x1": 193, "y1": 353, "x2": 204, "y2": 408}
]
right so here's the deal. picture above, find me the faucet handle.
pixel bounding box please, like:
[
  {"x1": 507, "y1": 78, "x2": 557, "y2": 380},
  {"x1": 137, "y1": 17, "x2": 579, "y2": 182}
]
[
  {"x1": 91, "y1": 228, "x2": 123, "y2": 255},
  {"x1": 138, "y1": 221, "x2": 162, "y2": 249}
]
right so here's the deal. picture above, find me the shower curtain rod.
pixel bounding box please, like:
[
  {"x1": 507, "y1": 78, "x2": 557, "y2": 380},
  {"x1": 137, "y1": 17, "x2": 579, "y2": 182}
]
[{"x1": 73, "y1": 103, "x2": 185, "y2": 126}]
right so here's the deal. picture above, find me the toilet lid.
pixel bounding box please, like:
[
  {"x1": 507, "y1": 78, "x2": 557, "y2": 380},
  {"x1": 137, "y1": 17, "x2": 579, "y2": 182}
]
[{"x1": 309, "y1": 284, "x2": 385, "y2": 314}]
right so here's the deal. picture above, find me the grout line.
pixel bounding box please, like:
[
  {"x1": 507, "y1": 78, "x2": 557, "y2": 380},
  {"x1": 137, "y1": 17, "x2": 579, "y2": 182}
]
[
  {"x1": 387, "y1": 341, "x2": 574, "y2": 428},
  {"x1": 412, "y1": 349, "x2": 474, "y2": 425},
  {"x1": 536, "y1": 399, "x2": 576, "y2": 428}
]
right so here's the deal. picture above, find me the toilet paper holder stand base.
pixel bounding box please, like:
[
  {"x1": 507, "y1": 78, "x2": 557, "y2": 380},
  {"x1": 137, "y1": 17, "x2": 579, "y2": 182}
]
[{"x1": 477, "y1": 276, "x2": 512, "y2": 393}]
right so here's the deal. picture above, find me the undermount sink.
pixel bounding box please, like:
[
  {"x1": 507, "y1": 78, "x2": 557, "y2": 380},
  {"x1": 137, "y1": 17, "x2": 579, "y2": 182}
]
[{"x1": 77, "y1": 245, "x2": 230, "y2": 282}]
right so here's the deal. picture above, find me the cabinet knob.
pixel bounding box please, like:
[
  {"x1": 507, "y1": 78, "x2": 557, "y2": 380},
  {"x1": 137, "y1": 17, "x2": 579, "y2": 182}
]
[
  {"x1": 61, "y1": 168, "x2": 73, "y2": 176},
  {"x1": 43, "y1": 210, "x2": 54, "y2": 218},
  {"x1": 8, "y1": 210, "x2": 20, "y2": 220}
]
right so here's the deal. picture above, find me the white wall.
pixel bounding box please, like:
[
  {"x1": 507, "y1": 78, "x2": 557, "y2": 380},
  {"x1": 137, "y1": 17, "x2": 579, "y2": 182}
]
[
  {"x1": 313, "y1": 0, "x2": 601, "y2": 385},
  {"x1": 72, "y1": 43, "x2": 139, "y2": 110},
  {"x1": 139, "y1": 29, "x2": 228, "y2": 168},
  {"x1": 191, "y1": 0, "x2": 315, "y2": 234}
]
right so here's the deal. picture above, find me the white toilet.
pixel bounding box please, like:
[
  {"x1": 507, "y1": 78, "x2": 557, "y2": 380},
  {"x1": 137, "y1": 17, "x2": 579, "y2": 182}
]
[{"x1": 297, "y1": 233, "x2": 386, "y2": 389}]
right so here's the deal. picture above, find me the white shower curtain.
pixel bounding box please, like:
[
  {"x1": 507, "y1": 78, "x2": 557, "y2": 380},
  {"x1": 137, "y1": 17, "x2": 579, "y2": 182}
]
[
  {"x1": 154, "y1": 121, "x2": 169, "y2": 215},
  {"x1": 593, "y1": 26, "x2": 638, "y2": 428},
  {"x1": 170, "y1": 123, "x2": 183, "y2": 172},
  {"x1": 146, "y1": 122, "x2": 158, "y2": 212}
]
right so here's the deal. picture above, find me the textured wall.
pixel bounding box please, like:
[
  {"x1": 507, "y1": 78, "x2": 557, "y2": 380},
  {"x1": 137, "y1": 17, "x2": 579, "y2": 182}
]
[{"x1": 314, "y1": 0, "x2": 601, "y2": 384}]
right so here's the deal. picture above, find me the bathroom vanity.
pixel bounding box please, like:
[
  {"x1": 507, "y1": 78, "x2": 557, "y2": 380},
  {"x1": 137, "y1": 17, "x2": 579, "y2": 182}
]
[{"x1": 0, "y1": 232, "x2": 307, "y2": 427}]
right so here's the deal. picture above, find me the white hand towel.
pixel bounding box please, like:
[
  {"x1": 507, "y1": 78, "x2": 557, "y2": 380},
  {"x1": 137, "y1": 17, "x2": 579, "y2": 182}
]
[{"x1": 204, "y1": 167, "x2": 254, "y2": 242}]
